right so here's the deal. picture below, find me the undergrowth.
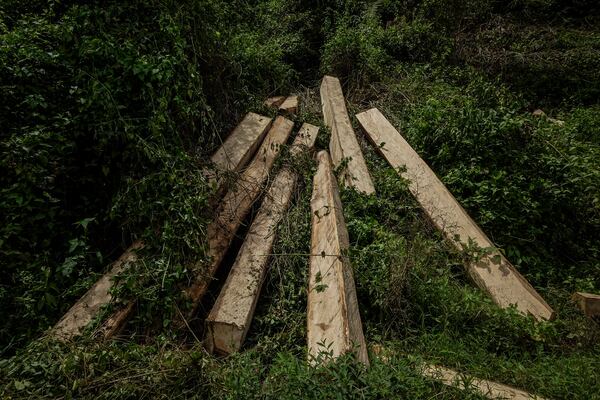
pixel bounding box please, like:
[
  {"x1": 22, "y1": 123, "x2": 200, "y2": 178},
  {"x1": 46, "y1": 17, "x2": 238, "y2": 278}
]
[{"x1": 1, "y1": 0, "x2": 599, "y2": 399}]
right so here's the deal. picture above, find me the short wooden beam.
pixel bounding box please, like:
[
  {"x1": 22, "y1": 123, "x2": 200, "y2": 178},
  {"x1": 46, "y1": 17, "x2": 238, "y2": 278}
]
[
  {"x1": 422, "y1": 365, "x2": 547, "y2": 400},
  {"x1": 186, "y1": 116, "x2": 294, "y2": 317},
  {"x1": 320, "y1": 75, "x2": 375, "y2": 194},
  {"x1": 279, "y1": 95, "x2": 299, "y2": 114},
  {"x1": 307, "y1": 151, "x2": 369, "y2": 365},
  {"x1": 205, "y1": 123, "x2": 319, "y2": 354},
  {"x1": 356, "y1": 107, "x2": 553, "y2": 321},
  {"x1": 572, "y1": 292, "x2": 600, "y2": 317},
  {"x1": 264, "y1": 96, "x2": 287, "y2": 109}
]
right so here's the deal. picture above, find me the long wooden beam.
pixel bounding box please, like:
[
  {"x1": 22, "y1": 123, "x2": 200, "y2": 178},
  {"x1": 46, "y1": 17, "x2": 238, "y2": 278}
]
[
  {"x1": 52, "y1": 113, "x2": 272, "y2": 341},
  {"x1": 186, "y1": 116, "x2": 294, "y2": 317},
  {"x1": 422, "y1": 365, "x2": 547, "y2": 400},
  {"x1": 356, "y1": 108, "x2": 553, "y2": 321},
  {"x1": 320, "y1": 75, "x2": 375, "y2": 194},
  {"x1": 51, "y1": 242, "x2": 143, "y2": 340},
  {"x1": 307, "y1": 151, "x2": 369, "y2": 365},
  {"x1": 205, "y1": 123, "x2": 319, "y2": 354},
  {"x1": 371, "y1": 346, "x2": 546, "y2": 400}
]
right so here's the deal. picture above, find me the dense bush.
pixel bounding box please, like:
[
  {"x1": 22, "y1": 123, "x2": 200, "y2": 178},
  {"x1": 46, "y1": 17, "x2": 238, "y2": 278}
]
[
  {"x1": 0, "y1": 0, "x2": 305, "y2": 353},
  {"x1": 1, "y1": 0, "x2": 599, "y2": 399}
]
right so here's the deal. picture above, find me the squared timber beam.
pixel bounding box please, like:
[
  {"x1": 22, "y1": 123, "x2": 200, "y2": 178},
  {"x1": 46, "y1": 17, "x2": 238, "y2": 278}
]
[
  {"x1": 320, "y1": 75, "x2": 375, "y2": 194},
  {"x1": 186, "y1": 116, "x2": 294, "y2": 318},
  {"x1": 279, "y1": 95, "x2": 299, "y2": 114},
  {"x1": 356, "y1": 107, "x2": 553, "y2": 321},
  {"x1": 205, "y1": 123, "x2": 319, "y2": 354},
  {"x1": 52, "y1": 113, "x2": 272, "y2": 341},
  {"x1": 572, "y1": 292, "x2": 600, "y2": 317},
  {"x1": 307, "y1": 150, "x2": 369, "y2": 365}
]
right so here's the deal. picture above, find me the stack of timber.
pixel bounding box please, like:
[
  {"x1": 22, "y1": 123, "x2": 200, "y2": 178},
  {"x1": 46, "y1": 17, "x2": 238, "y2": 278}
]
[
  {"x1": 572, "y1": 292, "x2": 600, "y2": 318},
  {"x1": 307, "y1": 151, "x2": 369, "y2": 365},
  {"x1": 51, "y1": 112, "x2": 273, "y2": 341},
  {"x1": 206, "y1": 123, "x2": 319, "y2": 354},
  {"x1": 356, "y1": 107, "x2": 554, "y2": 321},
  {"x1": 186, "y1": 116, "x2": 294, "y2": 317},
  {"x1": 320, "y1": 76, "x2": 375, "y2": 194}
]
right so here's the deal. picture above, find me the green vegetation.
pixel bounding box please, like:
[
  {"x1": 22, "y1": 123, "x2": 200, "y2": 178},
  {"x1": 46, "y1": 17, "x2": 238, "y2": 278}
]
[{"x1": 1, "y1": 0, "x2": 599, "y2": 398}]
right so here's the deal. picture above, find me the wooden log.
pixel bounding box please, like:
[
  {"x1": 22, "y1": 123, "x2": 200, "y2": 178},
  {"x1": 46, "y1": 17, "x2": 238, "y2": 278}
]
[
  {"x1": 422, "y1": 365, "x2": 547, "y2": 400},
  {"x1": 51, "y1": 241, "x2": 143, "y2": 340},
  {"x1": 356, "y1": 107, "x2": 554, "y2": 321},
  {"x1": 186, "y1": 116, "x2": 294, "y2": 317},
  {"x1": 307, "y1": 151, "x2": 369, "y2": 365},
  {"x1": 279, "y1": 95, "x2": 299, "y2": 114},
  {"x1": 320, "y1": 75, "x2": 375, "y2": 194},
  {"x1": 370, "y1": 346, "x2": 546, "y2": 400},
  {"x1": 264, "y1": 96, "x2": 287, "y2": 109},
  {"x1": 205, "y1": 123, "x2": 319, "y2": 354},
  {"x1": 210, "y1": 112, "x2": 272, "y2": 175},
  {"x1": 572, "y1": 292, "x2": 600, "y2": 317},
  {"x1": 52, "y1": 114, "x2": 272, "y2": 341}
]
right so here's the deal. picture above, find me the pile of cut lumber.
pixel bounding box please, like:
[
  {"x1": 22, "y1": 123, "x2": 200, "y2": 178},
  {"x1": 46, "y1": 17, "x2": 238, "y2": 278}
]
[{"x1": 51, "y1": 76, "x2": 557, "y2": 400}]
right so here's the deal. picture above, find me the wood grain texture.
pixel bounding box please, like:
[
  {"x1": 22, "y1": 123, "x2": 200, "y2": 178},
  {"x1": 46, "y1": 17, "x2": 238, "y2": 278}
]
[
  {"x1": 307, "y1": 150, "x2": 369, "y2": 365},
  {"x1": 279, "y1": 95, "x2": 299, "y2": 114},
  {"x1": 320, "y1": 75, "x2": 375, "y2": 194},
  {"x1": 51, "y1": 241, "x2": 143, "y2": 340},
  {"x1": 210, "y1": 112, "x2": 272, "y2": 174},
  {"x1": 205, "y1": 123, "x2": 319, "y2": 354},
  {"x1": 187, "y1": 116, "x2": 294, "y2": 316},
  {"x1": 356, "y1": 107, "x2": 553, "y2": 321},
  {"x1": 422, "y1": 365, "x2": 547, "y2": 400},
  {"x1": 53, "y1": 114, "x2": 272, "y2": 341},
  {"x1": 205, "y1": 169, "x2": 297, "y2": 354},
  {"x1": 572, "y1": 292, "x2": 600, "y2": 317},
  {"x1": 264, "y1": 96, "x2": 286, "y2": 109}
]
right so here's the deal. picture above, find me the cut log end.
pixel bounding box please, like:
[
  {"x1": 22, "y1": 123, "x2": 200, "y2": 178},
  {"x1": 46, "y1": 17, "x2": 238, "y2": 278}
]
[
  {"x1": 279, "y1": 95, "x2": 299, "y2": 114},
  {"x1": 264, "y1": 96, "x2": 286, "y2": 109},
  {"x1": 572, "y1": 292, "x2": 600, "y2": 318}
]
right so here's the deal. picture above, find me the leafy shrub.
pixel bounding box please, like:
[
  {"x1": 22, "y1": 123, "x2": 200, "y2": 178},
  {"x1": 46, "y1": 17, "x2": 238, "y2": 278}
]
[{"x1": 0, "y1": 0, "x2": 304, "y2": 353}]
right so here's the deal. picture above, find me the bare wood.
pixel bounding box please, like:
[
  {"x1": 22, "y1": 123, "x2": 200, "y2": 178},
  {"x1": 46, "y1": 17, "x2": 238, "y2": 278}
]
[
  {"x1": 53, "y1": 115, "x2": 272, "y2": 341},
  {"x1": 264, "y1": 96, "x2": 286, "y2": 109},
  {"x1": 205, "y1": 123, "x2": 319, "y2": 354},
  {"x1": 205, "y1": 169, "x2": 296, "y2": 354},
  {"x1": 356, "y1": 108, "x2": 554, "y2": 321},
  {"x1": 320, "y1": 76, "x2": 375, "y2": 194},
  {"x1": 307, "y1": 151, "x2": 369, "y2": 365},
  {"x1": 210, "y1": 112, "x2": 272, "y2": 174},
  {"x1": 572, "y1": 292, "x2": 600, "y2": 317},
  {"x1": 279, "y1": 95, "x2": 299, "y2": 114},
  {"x1": 422, "y1": 365, "x2": 547, "y2": 400},
  {"x1": 187, "y1": 116, "x2": 294, "y2": 316},
  {"x1": 51, "y1": 241, "x2": 143, "y2": 340},
  {"x1": 291, "y1": 123, "x2": 320, "y2": 156}
]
